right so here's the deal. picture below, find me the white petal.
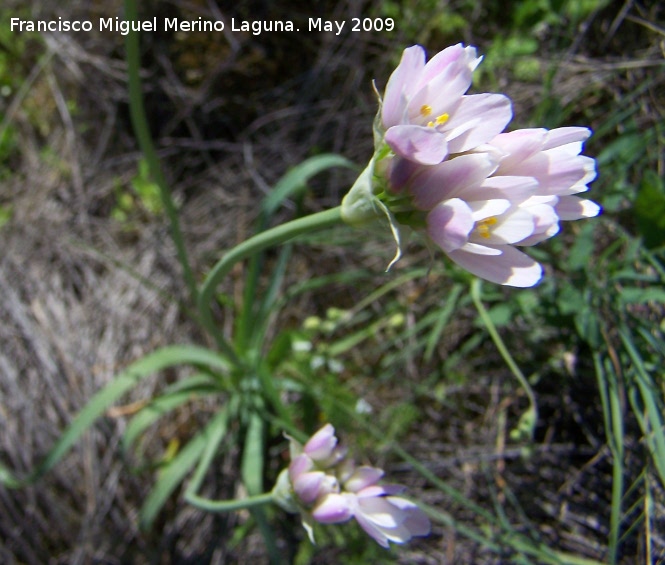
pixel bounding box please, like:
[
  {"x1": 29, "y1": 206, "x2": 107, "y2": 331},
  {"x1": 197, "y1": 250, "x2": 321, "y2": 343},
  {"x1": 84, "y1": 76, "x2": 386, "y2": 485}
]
[
  {"x1": 555, "y1": 196, "x2": 602, "y2": 220},
  {"x1": 467, "y1": 198, "x2": 510, "y2": 221},
  {"x1": 463, "y1": 175, "x2": 538, "y2": 202},
  {"x1": 445, "y1": 93, "x2": 513, "y2": 153},
  {"x1": 448, "y1": 245, "x2": 543, "y2": 287},
  {"x1": 543, "y1": 126, "x2": 591, "y2": 150},
  {"x1": 475, "y1": 208, "x2": 535, "y2": 244}
]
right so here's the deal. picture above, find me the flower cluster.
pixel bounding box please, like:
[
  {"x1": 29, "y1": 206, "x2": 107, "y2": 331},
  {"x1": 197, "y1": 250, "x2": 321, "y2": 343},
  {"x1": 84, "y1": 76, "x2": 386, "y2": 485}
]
[
  {"x1": 342, "y1": 44, "x2": 600, "y2": 287},
  {"x1": 272, "y1": 424, "x2": 430, "y2": 548}
]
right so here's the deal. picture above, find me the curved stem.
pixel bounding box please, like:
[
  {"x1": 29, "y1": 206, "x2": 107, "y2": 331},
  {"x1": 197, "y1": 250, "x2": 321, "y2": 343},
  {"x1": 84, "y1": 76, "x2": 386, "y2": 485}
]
[
  {"x1": 197, "y1": 207, "x2": 343, "y2": 353},
  {"x1": 124, "y1": 0, "x2": 198, "y2": 305},
  {"x1": 186, "y1": 491, "x2": 275, "y2": 513}
]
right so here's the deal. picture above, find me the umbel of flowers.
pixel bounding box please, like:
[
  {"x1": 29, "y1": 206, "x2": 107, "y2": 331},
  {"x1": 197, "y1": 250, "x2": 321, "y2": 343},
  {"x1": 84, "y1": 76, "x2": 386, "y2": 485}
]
[
  {"x1": 342, "y1": 44, "x2": 600, "y2": 287},
  {"x1": 272, "y1": 424, "x2": 431, "y2": 548}
]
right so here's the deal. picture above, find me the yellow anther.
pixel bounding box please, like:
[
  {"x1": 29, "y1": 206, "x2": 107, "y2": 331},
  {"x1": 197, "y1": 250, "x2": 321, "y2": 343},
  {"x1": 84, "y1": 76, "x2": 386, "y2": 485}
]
[
  {"x1": 426, "y1": 113, "x2": 450, "y2": 128},
  {"x1": 420, "y1": 104, "x2": 433, "y2": 117},
  {"x1": 476, "y1": 217, "x2": 498, "y2": 239}
]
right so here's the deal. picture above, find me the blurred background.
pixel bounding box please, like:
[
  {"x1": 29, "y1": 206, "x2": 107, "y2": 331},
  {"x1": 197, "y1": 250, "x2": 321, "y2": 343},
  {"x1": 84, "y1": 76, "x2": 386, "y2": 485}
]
[{"x1": 0, "y1": 0, "x2": 663, "y2": 563}]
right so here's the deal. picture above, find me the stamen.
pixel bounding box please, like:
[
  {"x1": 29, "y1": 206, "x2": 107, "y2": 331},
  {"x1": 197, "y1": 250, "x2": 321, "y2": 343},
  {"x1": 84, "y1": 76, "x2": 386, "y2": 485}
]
[
  {"x1": 426, "y1": 113, "x2": 450, "y2": 128},
  {"x1": 420, "y1": 104, "x2": 433, "y2": 117},
  {"x1": 476, "y1": 217, "x2": 497, "y2": 239}
]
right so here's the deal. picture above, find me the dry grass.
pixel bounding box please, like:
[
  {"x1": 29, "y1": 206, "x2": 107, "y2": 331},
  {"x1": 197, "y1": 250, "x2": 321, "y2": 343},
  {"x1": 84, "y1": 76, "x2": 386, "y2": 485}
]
[{"x1": 1, "y1": 0, "x2": 663, "y2": 563}]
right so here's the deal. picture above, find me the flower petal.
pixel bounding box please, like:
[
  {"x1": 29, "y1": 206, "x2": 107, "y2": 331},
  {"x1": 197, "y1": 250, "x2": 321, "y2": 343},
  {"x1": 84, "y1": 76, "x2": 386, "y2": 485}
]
[
  {"x1": 345, "y1": 466, "x2": 384, "y2": 493},
  {"x1": 470, "y1": 207, "x2": 535, "y2": 245},
  {"x1": 312, "y1": 493, "x2": 354, "y2": 524},
  {"x1": 555, "y1": 195, "x2": 602, "y2": 220},
  {"x1": 289, "y1": 453, "x2": 313, "y2": 482},
  {"x1": 386, "y1": 497, "x2": 432, "y2": 537},
  {"x1": 445, "y1": 93, "x2": 513, "y2": 153},
  {"x1": 385, "y1": 125, "x2": 449, "y2": 165},
  {"x1": 427, "y1": 198, "x2": 474, "y2": 253},
  {"x1": 411, "y1": 152, "x2": 498, "y2": 209},
  {"x1": 293, "y1": 471, "x2": 326, "y2": 505},
  {"x1": 464, "y1": 175, "x2": 538, "y2": 202},
  {"x1": 448, "y1": 244, "x2": 543, "y2": 287},
  {"x1": 382, "y1": 46, "x2": 426, "y2": 127},
  {"x1": 543, "y1": 126, "x2": 591, "y2": 150},
  {"x1": 303, "y1": 424, "x2": 337, "y2": 461}
]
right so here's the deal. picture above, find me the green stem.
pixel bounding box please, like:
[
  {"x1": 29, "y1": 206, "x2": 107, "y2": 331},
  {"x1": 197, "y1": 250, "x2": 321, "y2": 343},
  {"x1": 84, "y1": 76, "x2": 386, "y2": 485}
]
[
  {"x1": 124, "y1": 0, "x2": 198, "y2": 305},
  {"x1": 197, "y1": 207, "x2": 343, "y2": 353},
  {"x1": 186, "y1": 491, "x2": 275, "y2": 513},
  {"x1": 470, "y1": 279, "x2": 538, "y2": 436}
]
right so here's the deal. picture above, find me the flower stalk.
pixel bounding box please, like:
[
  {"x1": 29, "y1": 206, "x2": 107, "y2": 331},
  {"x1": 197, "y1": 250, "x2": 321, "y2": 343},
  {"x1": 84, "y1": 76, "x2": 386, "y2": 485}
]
[
  {"x1": 124, "y1": 0, "x2": 198, "y2": 305},
  {"x1": 197, "y1": 207, "x2": 343, "y2": 354}
]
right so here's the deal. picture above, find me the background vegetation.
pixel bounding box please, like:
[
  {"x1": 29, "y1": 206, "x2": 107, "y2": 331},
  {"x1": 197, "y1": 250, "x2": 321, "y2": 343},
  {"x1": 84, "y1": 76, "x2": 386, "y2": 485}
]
[{"x1": 0, "y1": 0, "x2": 663, "y2": 563}]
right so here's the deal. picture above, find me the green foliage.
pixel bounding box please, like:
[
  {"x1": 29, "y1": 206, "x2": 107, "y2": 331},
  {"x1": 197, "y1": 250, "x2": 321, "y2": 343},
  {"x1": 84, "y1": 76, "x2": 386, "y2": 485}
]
[
  {"x1": 111, "y1": 158, "x2": 164, "y2": 223},
  {"x1": 634, "y1": 170, "x2": 665, "y2": 248},
  {"x1": 0, "y1": 203, "x2": 12, "y2": 228}
]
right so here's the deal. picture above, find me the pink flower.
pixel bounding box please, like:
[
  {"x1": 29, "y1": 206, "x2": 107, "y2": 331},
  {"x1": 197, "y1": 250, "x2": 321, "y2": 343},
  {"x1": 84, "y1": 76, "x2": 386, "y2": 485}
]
[
  {"x1": 310, "y1": 466, "x2": 431, "y2": 548},
  {"x1": 426, "y1": 126, "x2": 600, "y2": 286},
  {"x1": 379, "y1": 124, "x2": 599, "y2": 287},
  {"x1": 347, "y1": 485, "x2": 431, "y2": 549},
  {"x1": 489, "y1": 127, "x2": 600, "y2": 232},
  {"x1": 342, "y1": 44, "x2": 600, "y2": 287},
  {"x1": 381, "y1": 44, "x2": 512, "y2": 165},
  {"x1": 273, "y1": 424, "x2": 431, "y2": 547}
]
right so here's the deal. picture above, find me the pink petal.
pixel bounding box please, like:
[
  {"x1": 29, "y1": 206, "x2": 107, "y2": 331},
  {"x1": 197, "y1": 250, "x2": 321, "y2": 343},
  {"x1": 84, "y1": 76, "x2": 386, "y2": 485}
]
[
  {"x1": 356, "y1": 485, "x2": 389, "y2": 498},
  {"x1": 357, "y1": 497, "x2": 404, "y2": 528},
  {"x1": 491, "y1": 129, "x2": 547, "y2": 172},
  {"x1": 445, "y1": 93, "x2": 513, "y2": 153},
  {"x1": 448, "y1": 244, "x2": 543, "y2": 287},
  {"x1": 427, "y1": 198, "x2": 474, "y2": 253},
  {"x1": 409, "y1": 61, "x2": 473, "y2": 122},
  {"x1": 464, "y1": 175, "x2": 539, "y2": 202},
  {"x1": 303, "y1": 424, "x2": 337, "y2": 461},
  {"x1": 387, "y1": 497, "x2": 432, "y2": 537},
  {"x1": 344, "y1": 466, "x2": 384, "y2": 493},
  {"x1": 312, "y1": 493, "x2": 354, "y2": 524},
  {"x1": 417, "y1": 43, "x2": 472, "y2": 87},
  {"x1": 411, "y1": 152, "x2": 498, "y2": 210},
  {"x1": 382, "y1": 46, "x2": 426, "y2": 127},
  {"x1": 385, "y1": 125, "x2": 449, "y2": 165},
  {"x1": 354, "y1": 510, "x2": 391, "y2": 548},
  {"x1": 293, "y1": 471, "x2": 326, "y2": 505},
  {"x1": 289, "y1": 454, "x2": 313, "y2": 482}
]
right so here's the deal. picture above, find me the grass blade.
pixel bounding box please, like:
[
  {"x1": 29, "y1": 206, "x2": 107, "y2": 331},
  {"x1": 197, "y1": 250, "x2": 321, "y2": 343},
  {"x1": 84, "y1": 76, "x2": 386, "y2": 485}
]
[{"x1": 139, "y1": 407, "x2": 230, "y2": 528}]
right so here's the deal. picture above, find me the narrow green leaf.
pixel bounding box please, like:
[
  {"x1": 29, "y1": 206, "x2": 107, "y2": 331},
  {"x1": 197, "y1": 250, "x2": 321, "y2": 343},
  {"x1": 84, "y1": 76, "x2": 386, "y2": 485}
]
[
  {"x1": 139, "y1": 407, "x2": 229, "y2": 529},
  {"x1": 425, "y1": 284, "x2": 463, "y2": 362},
  {"x1": 262, "y1": 154, "x2": 355, "y2": 218},
  {"x1": 122, "y1": 376, "x2": 219, "y2": 454},
  {"x1": 241, "y1": 413, "x2": 265, "y2": 496},
  {"x1": 620, "y1": 329, "x2": 665, "y2": 487}
]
